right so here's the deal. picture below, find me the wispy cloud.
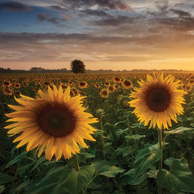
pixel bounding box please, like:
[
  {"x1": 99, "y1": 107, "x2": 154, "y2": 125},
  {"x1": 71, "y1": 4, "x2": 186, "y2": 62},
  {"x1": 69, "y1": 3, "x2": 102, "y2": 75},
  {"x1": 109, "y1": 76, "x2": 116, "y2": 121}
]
[
  {"x1": 61, "y1": 0, "x2": 132, "y2": 10},
  {"x1": 0, "y1": 1, "x2": 31, "y2": 12}
]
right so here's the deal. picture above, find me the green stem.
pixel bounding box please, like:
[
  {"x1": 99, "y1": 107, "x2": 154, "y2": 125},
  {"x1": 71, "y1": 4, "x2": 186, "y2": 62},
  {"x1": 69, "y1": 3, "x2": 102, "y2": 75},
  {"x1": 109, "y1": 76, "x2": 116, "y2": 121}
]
[
  {"x1": 157, "y1": 129, "x2": 163, "y2": 194},
  {"x1": 73, "y1": 155, "x2": 84, "y2": 194},
  {"x1": 73, "y1": 154, "x2": 80, "y2": 171},
  {"x1": 100, "y1": 119, "x2": 105, "y2": 159},
  {"x1": 126, "y1": 112, "x2": 132, "y2": 135}
]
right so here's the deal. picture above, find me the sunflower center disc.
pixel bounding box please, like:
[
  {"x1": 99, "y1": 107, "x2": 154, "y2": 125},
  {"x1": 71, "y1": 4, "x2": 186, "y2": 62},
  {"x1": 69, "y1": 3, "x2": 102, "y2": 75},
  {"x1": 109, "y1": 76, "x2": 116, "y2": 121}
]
[
  {"x1": 37, "y1": 104, "x2": 76, "y2": 137},
  {"x1": 145, "y1": 86, "x2": 171, "y2": 112},
  {"x1": 124, "y1": 81, "x2": 131, "y2": 86}
]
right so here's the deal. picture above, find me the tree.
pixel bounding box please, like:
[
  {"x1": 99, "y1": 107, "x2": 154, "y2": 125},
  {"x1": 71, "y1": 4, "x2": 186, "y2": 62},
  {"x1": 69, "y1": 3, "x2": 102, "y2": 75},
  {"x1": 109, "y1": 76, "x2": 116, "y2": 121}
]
[{"x1": 70, "y1": 59, "x2": 85, "y2": 74}]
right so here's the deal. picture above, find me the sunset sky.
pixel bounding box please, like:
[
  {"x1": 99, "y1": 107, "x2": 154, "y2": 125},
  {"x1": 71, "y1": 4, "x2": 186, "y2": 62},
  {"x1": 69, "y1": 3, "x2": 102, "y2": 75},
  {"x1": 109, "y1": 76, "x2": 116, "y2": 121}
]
[{"x1": 1, "y1": 0, "x2": 194, "y2": 71}]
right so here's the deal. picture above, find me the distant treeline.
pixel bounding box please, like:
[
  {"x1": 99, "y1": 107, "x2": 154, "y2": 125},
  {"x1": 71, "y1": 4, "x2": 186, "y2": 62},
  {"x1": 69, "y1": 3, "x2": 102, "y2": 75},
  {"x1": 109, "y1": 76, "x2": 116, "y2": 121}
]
[
  {"x1": 0, "y1": 67, "x2": 69, "y2": 73},
  {"x1": 0, "y1": 67, "x2": 189, "y2": 74}
]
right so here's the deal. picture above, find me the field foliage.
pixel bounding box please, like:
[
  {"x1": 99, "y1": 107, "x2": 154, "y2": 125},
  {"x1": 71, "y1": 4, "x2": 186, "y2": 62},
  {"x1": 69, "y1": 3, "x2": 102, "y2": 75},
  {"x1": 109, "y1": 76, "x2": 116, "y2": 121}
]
[{"x1": 0, "y1": 72, "x2": 194, "y2": 194}]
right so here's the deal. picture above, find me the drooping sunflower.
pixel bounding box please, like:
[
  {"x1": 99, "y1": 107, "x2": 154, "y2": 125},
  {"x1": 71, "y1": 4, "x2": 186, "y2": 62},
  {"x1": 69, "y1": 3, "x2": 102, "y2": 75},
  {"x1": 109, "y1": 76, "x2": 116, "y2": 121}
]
[
  {"x1": 5, "y1": 85, "x2": 98, "y2": 161},
  {"x1": 129, "y1": 73, "x2": 187, "y2": 130},
  {"x1": 94, "y1": 83, "x2": 100, "y2": 88}
]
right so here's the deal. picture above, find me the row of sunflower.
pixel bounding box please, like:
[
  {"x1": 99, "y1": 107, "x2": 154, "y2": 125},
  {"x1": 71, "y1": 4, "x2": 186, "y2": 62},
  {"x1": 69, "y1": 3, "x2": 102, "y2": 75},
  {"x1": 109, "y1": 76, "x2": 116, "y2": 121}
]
[{"x1": 0, "y1": 72, "x2": 194, "y2": 193}]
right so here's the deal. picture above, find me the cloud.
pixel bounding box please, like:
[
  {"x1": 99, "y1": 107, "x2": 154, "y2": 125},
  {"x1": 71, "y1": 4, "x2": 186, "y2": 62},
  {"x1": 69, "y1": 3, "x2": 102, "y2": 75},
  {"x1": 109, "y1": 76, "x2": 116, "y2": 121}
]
[
  {"x1": 0, "y1": 32, "x2": 194, "y2": 63},
  {"x1": 50, "y1": 5, "x2": 67, "y2": 11},
  {"x1": 0, "y1": 1, "x2": 31, "y2": 12},
  {"x1": 170, "y1": 9, "x2": 191, "y2": 18},
  {"x1": 80, "y1": 9, "x2": 109, "y2": 17},
  {"x1": 62, "y1": 0, "x2": 132, "y2": 10},
  {"x1": 92, "y1": 15, "x2": 140, "y2": 26},
  {"x1": 37, "y1": 13, "x2": 48, "y2": 22},
  {"x1": 155, "y1": 0, "x2": 169, "y2": 14},
  {"x1": 37, "y1": 13, "x2": 70, "y2": 25}
]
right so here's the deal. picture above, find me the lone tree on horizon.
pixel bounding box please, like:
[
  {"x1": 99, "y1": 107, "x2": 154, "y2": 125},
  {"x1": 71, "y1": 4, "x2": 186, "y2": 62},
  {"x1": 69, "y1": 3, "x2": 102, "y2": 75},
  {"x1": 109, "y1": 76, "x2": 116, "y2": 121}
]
[{"x1": 71, "y1": 59, "x2": 85, "y2": 74}]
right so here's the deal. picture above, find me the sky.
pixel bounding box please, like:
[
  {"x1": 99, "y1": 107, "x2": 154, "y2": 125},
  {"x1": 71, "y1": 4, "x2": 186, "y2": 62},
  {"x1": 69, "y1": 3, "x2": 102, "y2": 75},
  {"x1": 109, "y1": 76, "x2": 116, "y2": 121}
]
[{"x1": 1, "y1": 0, "x2": 194, "y2": 71}]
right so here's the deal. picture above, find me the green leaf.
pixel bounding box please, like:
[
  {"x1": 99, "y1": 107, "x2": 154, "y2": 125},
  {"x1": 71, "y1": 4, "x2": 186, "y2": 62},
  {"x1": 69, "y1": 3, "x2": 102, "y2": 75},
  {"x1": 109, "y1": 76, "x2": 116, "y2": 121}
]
[
  {"x1": 114, "y1": 120, "x2": 127, "y2": 128},
  {"x1": 116, "y1": 128, "x2": 128, "y2": 136},
  {"x1": 26, "y1": 166, "x2": 69, "y2": 194},
  {"x1": 124, "y1": 168, "x2": 147, "y2": 185},
  {"x1": 5, "y1": 151, "x2": 27, "y2": 168},
  {"x1": 29, "y1": 156, "x2": 45, "y2": 173},
  {"x1": 61, "y1": 165, "x2": 95, "y2": 194},
  {"x1": 92, "y1": 160, "x2": 124, "y2": 177},
  {"x1": 0, "y1": 186, "x2": 5, "y2": 194},
  {"x1": 164, "y1": 127, "x2": 194, "y2": 134},
  {"x1": 0, "y1": 173, "x2": 16, "y2": 184},
  {"x1": 164, "y1": 157, "x2": 176, "y2": 167},
  {"x1": 28, "y1": 165, "x2": 95, "y2": 194},
  {"x1": 17, "y1": 162, "x2": 34, "y2": 176},
  {"x1": 131, "y1": 123, "x2": 146, "y2": 129},
  {"x1": 125, "y1": 134, "x2": 146, "y2": 141},
  {"x1": 114, "y1": 147, "x2": 131, "y2": 157},
  {"x1": 157, "y1": 158, "x2": 194, "y2": 193},
  {"x1": 10, "y1": 180, "x2": 31, "y2": 194},
  {"x1": 134, "y1": 144, "x2": 162, "y2": 176},
  {"x1": 78, "y1": 152, "x2": 96, "y2": 163}
]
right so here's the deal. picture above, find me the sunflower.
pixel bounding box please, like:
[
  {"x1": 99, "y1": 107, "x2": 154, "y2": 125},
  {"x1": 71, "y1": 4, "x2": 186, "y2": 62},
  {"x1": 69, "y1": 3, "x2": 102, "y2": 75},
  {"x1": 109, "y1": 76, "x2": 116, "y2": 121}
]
[
  {"x1": 107, "y1": 85, "x2": 115, "y2": 93},
  {"x1": 113, "y1": 77, "x2": 121, "y2": 83},
  {"x1": 122, "y1": 79, "x2": 133, "y2": 89},
  {"x1": 189, "y1": 79, "x2": 194, "y2": 84},
  {"x1": 3, "y1": 80, "x2": 12, "y2": 87},
  {"x1": 100, "y1": 89, "x2": 109, "y2": 98},
  {"x1": 3, "y1": 87, "x2": 13, "y2": 96},
  {"x1": 129, "y1": 73, "x2": 186, "y2": 130},
  {"x1": 94, "y1": 84, "x2": 100, "y2": 88},
  {"x1": 113, "y1": 84, "x2": 119, "y2": 90},
  {"x1": 13, "y1": 83, "x2": 21, "y2": 89},
  {"x1": 5, "y1": 85, "x2": 98, "y2": 161},
  {"x1": 120, "y1": 96, "x2": 130, "y2": 108},
  {"x1": 104, "y1": 82, "x2": 110, "y2": 87},
  {"x1": 185, "y1": 84, "x2": 192, "y2": 92},
  {"x1": 78, "y1": 81, "x2": 88, "y2": 89}
]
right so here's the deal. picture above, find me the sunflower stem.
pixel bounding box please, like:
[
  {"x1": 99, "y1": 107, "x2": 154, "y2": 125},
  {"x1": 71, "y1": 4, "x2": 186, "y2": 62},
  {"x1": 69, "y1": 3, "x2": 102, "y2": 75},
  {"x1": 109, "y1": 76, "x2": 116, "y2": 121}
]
[
  {"x1": 157, "y1": 128, "x2": 163, "y2": 194},
  {"x1": 100, "y1": 119, "x2": 105, "y2": 159},
  {"x1": 73, "y1": 155, "x2": 85, "y2": 194},
  {"x1": 73, "y1": 154, "x2": 80, "y2": 172},
  {"x1": 126, "y1": 112, "x2": 132, "y2": 136}
]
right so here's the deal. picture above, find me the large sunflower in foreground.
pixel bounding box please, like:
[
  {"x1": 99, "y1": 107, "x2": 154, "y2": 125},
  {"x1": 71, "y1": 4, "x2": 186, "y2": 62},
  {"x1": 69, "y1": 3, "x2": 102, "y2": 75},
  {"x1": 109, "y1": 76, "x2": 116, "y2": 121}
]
[
  {"x1": 129, "y1": 73, "x2": 187, "y2": 130},
  {"x1": 5, "y1": 85, "x2": 98, "y2": 161}
]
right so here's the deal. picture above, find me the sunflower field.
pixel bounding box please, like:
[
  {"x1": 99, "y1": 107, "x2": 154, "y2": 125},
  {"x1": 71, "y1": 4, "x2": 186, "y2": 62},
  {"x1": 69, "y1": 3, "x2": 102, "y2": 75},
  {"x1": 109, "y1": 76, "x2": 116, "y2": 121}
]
[{"x1": 0, "y1": 72, "x2": 194, "y2": 194}]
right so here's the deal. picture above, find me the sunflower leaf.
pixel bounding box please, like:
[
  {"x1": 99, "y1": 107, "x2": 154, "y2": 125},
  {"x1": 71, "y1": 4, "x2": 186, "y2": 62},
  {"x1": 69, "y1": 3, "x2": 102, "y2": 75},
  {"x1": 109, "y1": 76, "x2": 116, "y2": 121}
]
[
  {"x1": 10, "y1": 179, "x2": 31, "y2": 194},
  {"x1": 0, "y1": 173, "x2": 16, "y2": 184},
  {"x1": 156, "y1": 158, "x2": 194, "y2": 193},
  {"x1": 92, "y1": 160, "x2": 124, "y2": 177},
  {"x1": 134, "y1": 144, "x2": 162, "y2": 176},
  {"x1": 61, "y1": 165, "x2": 95, "y2": 194},
  {"x1": 5, "y1": 151, "x2": 27, "y2": 168},
  {"x1": 29, "y1": 156, "x2": 45, "y2": 173},
  {"x1": 164, "y1": 127, "x2": 194, "y2": 134},
  {"x1": 0, "y1": 186, "x2": 5, "y2": 194},
  {"x1": 123, "y1": 168, "x2": 147, "y2": 185},
  {"x1": 125, "y1": 134, "x2": 146, "y2": 141}
]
